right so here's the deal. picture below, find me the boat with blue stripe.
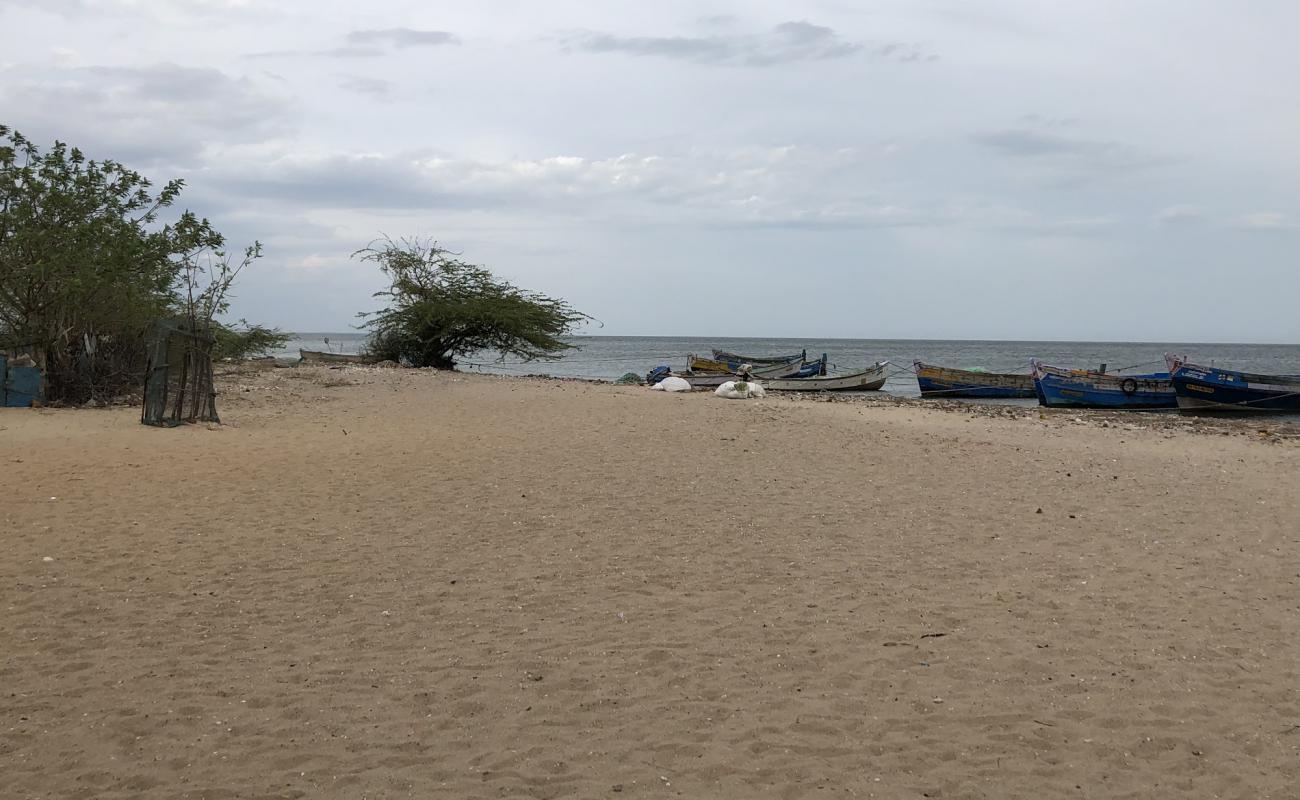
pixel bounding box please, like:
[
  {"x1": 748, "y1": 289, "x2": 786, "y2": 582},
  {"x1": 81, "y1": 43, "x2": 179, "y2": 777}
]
[
  {"x1": 1166, "y1": 354, "x2": 1300, "y2": 414},
  {"x1": 914, "y1": 361, "x2": 1037, "y2": 398},
  {"x1": 693, "y1": 352, "x2": 825, "y2": 377},
  {"x1": 1031, "y1": 360, "x2": 1176, "y2": 409},
  {"x1": 711, "y1": 348, "x2": 807, "y2": 366}
]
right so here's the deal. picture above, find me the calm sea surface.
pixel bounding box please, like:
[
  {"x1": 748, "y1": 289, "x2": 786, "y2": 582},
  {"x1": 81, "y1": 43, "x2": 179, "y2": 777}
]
[{"x1": 283, "y1": 333, "x2": 1300, "y2": 402}]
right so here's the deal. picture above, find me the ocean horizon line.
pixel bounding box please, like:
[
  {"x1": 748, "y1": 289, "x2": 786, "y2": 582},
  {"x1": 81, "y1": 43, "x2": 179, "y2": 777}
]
[{"x1": 286, "y1": 332, "x2": 1300, "y2": 348}]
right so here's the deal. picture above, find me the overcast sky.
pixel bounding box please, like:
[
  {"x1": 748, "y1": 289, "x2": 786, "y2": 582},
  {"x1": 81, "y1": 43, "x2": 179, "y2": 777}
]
[{"x1": 2, "y1": 0, "x2": 1297, "y2": 341}]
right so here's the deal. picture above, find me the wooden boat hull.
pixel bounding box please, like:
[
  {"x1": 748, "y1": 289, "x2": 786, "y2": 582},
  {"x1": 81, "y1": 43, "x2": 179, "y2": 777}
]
[
  {"x1": 690, "y1": 354, "x2": 824, "y2": 377},
  {"x1": 914, "y1": 361, "x2": 1036, "y2": 398},
  {"x1": 1167, "y1": 357, "x2": 1300, "y2": 413},
  {"x1": 299, "y1": 349, "x2": 370, "y2": 364},
  {"x1": 680, "y1": 358, "x2": 808, "y2": 388},
  {"x1": 1031, "y1": 360, "x2": 1176, "y2": 409},
  {"x1": 711, "y1": 349, "x2": 806, "y2": 365},
  {"x1": 761, "y1": 361, "x2": 889, "y2": 392}
]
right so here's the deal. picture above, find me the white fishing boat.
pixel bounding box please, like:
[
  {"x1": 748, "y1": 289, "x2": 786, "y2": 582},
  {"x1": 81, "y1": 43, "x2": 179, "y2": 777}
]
[{"x1": 760, "y1": 361, "x2": 890, "y2": 391}]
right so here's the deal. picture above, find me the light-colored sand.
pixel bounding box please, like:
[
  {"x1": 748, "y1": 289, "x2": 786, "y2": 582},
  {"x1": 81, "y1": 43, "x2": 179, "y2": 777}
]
[{"x1": 2, "y1": 366, "x2": 1298, "y2": 799}]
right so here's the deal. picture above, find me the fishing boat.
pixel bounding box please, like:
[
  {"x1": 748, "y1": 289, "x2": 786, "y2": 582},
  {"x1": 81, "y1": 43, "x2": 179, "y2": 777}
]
[
  {"x1": 299, "y1": 349, "x2": 371, "y2": 365},
  {"x1": 668, "y1": 358, "x2": 810, "y2": 389},
  {"x1": 690, "y1": 353, "x2": 825, "y2": 377},
  {"x1": 1165, "y1": 354, "x2": 1300, "y2": 413},
  {"x1": 913, "y1": 361, "x2": 1036, "y2": 398},
  {"x1": 760, "y1": 361, "x2": 889, "y2": 392},
  {"x1": 1030, "y1": 360, "x2": 1176, "y2": 409},
  {"x1": 711, "y1": 348, "x2": 807, "y2": 365}
]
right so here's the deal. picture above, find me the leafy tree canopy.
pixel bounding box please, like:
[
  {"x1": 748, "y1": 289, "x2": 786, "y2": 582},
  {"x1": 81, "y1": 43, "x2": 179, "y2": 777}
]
[
  {"x1": 0, "y1": 125, "x2": 264, "y2": 401},
  {"x1": 212, "y1": 320, "x2": 292, "y2": 361},
  {"x1": 356, "y1": 237, "x2": 592, "y2": 369}
]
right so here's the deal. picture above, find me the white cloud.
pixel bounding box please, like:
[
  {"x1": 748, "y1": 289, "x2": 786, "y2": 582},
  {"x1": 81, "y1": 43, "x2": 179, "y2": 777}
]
[
  {"x1": 212, "y1": 145, "x2": 909, "y2": 229},
  {"x1": 1229, "y1": 212, "x2": 1292, "y2": 231},
  {"x1": 288, "y1": 254, "x2": 337, "y2": 270},
  {"x1": 1155, "y1": 205, "x2": 1202, "y2": 225},
  {"x1": 1, "y1": 0, "x2": 258, "y2": 11},
  {"x1": 557, "y1": 21, "x2": 870, "y2": 67},
  {"x1": 1, "y1": 1, "x2": 1297, "y2": 338}
]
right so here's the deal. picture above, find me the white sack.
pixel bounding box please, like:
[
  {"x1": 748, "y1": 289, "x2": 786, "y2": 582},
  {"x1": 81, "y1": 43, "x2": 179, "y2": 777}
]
[
  {"x1": 651, "y1": 376, "x2": 692, "y2": 392},
  {"x1": 714, "y1": 380, "x2": 765, "y2": 399}
]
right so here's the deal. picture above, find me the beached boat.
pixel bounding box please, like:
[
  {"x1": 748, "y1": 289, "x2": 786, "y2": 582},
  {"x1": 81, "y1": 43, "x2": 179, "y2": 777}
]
[
  {"x1": 1031, "y1": 360, "x2": 1175, "y2": 409},
  {"x1": 676, "y1": 358, "x2": 810, "y2": 388},
  {"x1": 689, "y1": 353, "x2": 798, "y2": 373},
  {"x1": 711, "y1": 348, "x2": 807, "y2": 365},
  {"x1": 913, "y1": 361, "x2": 1036, "y2": 398},
  {"x1": 690, "y1": 353, "x2": 825, "y2": 377},
  {"x1": 761, "y1": 361, "x2": 890, "y2": 392},
  {"x1": 1165, "y1": 354, "x2": 1300, "y2": 413},
  {"x1": 299, "y1": 349, "x2": 371, "y2": 365}
]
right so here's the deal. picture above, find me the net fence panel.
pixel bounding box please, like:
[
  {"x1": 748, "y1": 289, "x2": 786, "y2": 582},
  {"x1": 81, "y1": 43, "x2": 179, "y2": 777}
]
[{"x1": 141, "y1": 319, "x2": 219, "y2": 427}]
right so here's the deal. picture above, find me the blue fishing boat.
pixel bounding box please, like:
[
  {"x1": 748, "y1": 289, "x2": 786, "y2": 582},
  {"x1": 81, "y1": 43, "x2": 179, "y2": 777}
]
[
  {"x1": 711, "y1": 348, "x2": 807, "y2": 366},
  {"x1": 1031, "y1": 360, "x2": 1176, "y2": 409},
  {"x1": 914, "y1": 361, "x2": 1036, "y2": 399},
  {"x1": 1166, "y1": 354, "x2": 1300, "y2": 414}
]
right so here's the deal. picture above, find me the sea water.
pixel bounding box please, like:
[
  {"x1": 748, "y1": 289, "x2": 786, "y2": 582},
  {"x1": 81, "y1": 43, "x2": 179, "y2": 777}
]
[{"x1": 280, "y1": 333, "x2": 1300, "y2": 401}]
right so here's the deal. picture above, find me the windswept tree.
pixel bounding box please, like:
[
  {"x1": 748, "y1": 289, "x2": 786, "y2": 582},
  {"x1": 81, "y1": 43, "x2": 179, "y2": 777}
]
[
  {"x1": 356, "y1": 237, "x2": 592, "y2": 369},
  {"x1": 0, "y1": 125, "x2": 274, "y2": 401}
]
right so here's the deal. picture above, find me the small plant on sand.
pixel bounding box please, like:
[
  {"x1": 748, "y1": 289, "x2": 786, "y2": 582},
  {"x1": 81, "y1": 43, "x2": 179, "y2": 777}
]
[{"x1": 355, "y1": 236, "x2": 592, "y2": 369}]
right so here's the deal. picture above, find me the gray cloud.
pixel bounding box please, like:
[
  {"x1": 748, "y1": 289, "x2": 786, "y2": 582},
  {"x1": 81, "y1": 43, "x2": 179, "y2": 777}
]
[
  {"x1": 218, "y1": 152, "x2": 457, "y2": 210},
  {"x1": 248, "y1": 45, "x2": 385, "y2": 59},
  {"x1": 337, "y1": 75, "x2": 396, "y2": 100},
  {"x1": 994, "y1": 215, "x2": 1118, "y2": 238},
  {"x1": 722, "y1": 204, "x2": 938, "y2": 230},
  {"x1": 559, "y1": 21, "x2": 863, "y2": 67},
  {"x1": 345, "y1": 28, "x2": 459, "y2": 48},
  {"x1": 248, "y1": 27, "x2": 457, "y2": 59},
  {"x1": 872, "y1": 42, "x2": 939, "y2": 63},
  {"x1": 4, "y1": 1, "x2": 1295, "y2": 339},
  {"x1": 698, "y1": 14, "x2": 738, "y2": 28},
  {"x1": 0, "y1": 0, "x2": 257, "y2": 14},
  {"x1": 1155, "y1": 205, "x2": 1203, "y2": 225},
  {"x1": 1019, "y1": 113, "x2": 1077, "y2": 129},
  {"x1": 975, "y1": 129, "x2": 1093, "y2": 157},
  {"x1": 972, "y1": 129, "x2": 1169, "y2": 173},
  {"x1": 0, "y1": 62, "x2": 293, "y2": 165},
  {"x1": 212, "y1": 146, "x2": 900, "y2": 226}
]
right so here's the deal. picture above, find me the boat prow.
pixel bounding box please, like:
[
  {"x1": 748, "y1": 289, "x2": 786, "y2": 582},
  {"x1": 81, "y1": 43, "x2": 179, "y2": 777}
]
[{"x1": 1167, "y1": 354, "x2": 1300, "y2": 414}]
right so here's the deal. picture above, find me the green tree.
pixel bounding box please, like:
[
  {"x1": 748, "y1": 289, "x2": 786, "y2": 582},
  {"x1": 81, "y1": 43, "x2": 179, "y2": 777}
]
[
  {"x1": 212, "y1": 320, "x2": 292, "y2": 361},
  {"x1": 356, "y1": 237, "x2": 591, "y2": 369},
  {"x1": 0, "y1": 125, "x2": 262, "y2": 401}
]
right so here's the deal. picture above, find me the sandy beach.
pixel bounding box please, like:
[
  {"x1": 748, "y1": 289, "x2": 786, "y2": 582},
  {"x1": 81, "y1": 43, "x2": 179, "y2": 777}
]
[{"x1": 2, "y1": 365, "x2": 1298, "y2": 799}]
